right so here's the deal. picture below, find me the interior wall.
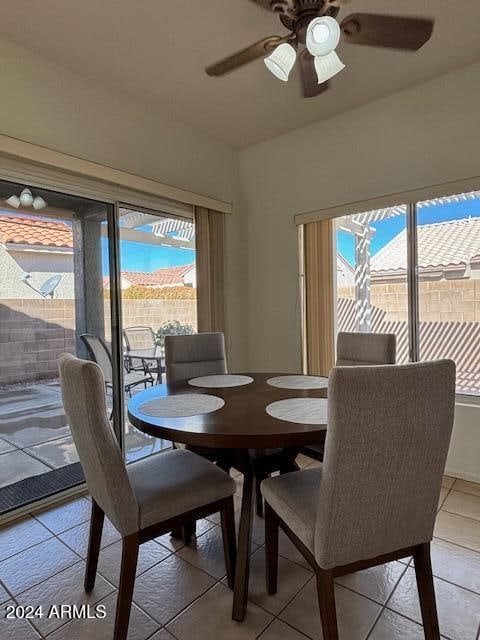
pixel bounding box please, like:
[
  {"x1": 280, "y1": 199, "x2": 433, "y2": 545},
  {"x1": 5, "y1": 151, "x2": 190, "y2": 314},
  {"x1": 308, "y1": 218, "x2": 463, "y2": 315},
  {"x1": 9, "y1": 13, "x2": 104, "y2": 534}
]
[
  {"x1": 239, "y1": 61, "x2": 480, "y2": 481},
  {"x1": 0, "y1": 36, "x2": 247, "y2": 368}
]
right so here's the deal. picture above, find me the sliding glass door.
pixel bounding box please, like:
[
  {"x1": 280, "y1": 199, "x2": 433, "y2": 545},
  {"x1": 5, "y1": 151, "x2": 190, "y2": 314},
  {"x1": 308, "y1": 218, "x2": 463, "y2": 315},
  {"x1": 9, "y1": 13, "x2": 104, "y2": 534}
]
[
  {"x1": 0, "y1": 179, "x2": 117, "y2": 514},
  {"x1": 333, "y1": 188, "x2": 480, "y2": 396},
  {"x1": 116, "y1": 205, "x2": 197, "y2": 462}
]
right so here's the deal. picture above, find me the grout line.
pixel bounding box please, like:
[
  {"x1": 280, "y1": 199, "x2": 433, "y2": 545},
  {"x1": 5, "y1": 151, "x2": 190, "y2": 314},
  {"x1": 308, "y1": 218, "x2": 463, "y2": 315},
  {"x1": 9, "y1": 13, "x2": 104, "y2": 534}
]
[{"x1": 440, "y1": 506, "x2": 480, "y2": 523}]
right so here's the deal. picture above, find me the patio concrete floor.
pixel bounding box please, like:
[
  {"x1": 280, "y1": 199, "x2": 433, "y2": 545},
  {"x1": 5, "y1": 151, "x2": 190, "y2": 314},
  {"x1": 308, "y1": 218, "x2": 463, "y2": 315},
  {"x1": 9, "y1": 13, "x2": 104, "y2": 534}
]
[{"x1": 0, "y1": 381, "x2": 170, "y2": 490}]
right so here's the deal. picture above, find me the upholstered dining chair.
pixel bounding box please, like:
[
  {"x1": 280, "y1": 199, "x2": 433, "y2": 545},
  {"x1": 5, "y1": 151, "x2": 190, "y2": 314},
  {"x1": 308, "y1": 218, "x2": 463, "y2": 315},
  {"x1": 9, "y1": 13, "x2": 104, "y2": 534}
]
[
  {"x1": 58, "y1": 353, "x2": 236, "y2": 640},
  {"x1": 262, "y1": 360, "x2": 456, "y2": 640},
  {"x1": 165, "y1": 332, "x2": 295, "y2": 519},
  {"x1": 303, "y1": 331, "x2": 397, "y2": 462},
  {"x1": 336, "y1": 331, "x2": 397, "y2": 366}
]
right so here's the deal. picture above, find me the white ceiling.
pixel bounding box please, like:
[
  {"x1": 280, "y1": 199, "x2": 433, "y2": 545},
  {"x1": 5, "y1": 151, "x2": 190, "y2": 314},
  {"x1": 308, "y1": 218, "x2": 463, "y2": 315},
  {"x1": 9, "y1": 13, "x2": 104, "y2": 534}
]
[{"x1": 1, "y1": 0, "x2": 480, "y2": 148}]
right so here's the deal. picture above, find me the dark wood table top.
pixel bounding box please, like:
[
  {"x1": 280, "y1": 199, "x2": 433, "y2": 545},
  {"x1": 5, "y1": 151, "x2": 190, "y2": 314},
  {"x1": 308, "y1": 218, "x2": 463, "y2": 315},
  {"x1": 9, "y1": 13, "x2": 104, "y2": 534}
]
[{"x1": 127, "y1": 372, "x2": 327, "y2": 449}]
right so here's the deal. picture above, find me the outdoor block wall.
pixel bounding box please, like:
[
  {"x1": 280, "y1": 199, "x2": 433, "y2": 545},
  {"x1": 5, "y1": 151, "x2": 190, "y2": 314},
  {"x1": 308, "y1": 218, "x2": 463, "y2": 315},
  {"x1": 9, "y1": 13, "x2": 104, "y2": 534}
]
[
  {"x1": 0, "y1": 298, "x2": 197, "y2": 385},
  {"x1": 338, "y1": 279, "x2": 480, "y2": 323}
]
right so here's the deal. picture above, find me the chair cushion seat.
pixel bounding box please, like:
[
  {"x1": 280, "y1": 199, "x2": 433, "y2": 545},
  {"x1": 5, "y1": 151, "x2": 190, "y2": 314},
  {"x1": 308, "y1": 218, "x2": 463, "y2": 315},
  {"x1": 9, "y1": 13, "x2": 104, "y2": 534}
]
[
  {"x1": 261, "y1": 467, "x2": 321, "y2": 552},
  {"x1": 127, "y1": 448, "x2": 236, "y2": 529}
]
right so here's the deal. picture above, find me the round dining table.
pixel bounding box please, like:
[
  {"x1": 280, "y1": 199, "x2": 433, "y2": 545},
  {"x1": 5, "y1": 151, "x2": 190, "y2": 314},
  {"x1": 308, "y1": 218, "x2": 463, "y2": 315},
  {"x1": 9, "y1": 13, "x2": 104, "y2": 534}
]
[{"x1": 127, "y1": 372, "x2": 328, "y2": 621}]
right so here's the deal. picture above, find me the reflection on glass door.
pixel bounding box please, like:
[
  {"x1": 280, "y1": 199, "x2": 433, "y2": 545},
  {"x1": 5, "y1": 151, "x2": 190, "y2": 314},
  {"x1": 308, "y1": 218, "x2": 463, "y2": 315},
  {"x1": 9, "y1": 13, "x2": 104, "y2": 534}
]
[
  {"x1": 335, "y1": 206, "x2": 409, "y2": 361},
  {"x1": 417, "y1": 191, "x2": 480, "y2": 395},
  {"x1": 0, "y1": 179, "x2": 114, "y2": 514},
  {"x1": 115, "y1": 206, "x2": 196, "y2": 462}
]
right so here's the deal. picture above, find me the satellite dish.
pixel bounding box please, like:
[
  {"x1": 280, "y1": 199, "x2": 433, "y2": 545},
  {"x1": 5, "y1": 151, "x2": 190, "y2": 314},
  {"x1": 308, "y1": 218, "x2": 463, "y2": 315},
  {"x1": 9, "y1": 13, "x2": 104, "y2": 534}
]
[{"x1": 39, "y1": 274, "x2": 62, "y2": 298}]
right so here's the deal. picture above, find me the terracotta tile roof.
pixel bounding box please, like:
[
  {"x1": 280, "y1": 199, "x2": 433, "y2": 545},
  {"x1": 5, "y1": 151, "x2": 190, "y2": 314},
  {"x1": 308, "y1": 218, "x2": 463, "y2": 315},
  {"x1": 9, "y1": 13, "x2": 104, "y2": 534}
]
[
  {"x1": 371, "y1": 217, "x2": 480, "y2": 275},
  {"x1": 120, "y1": 264, "x2": 194, "y2": 287},
  {"x1": 0, "y1": 214, "x2": 73, "y2": 249}
]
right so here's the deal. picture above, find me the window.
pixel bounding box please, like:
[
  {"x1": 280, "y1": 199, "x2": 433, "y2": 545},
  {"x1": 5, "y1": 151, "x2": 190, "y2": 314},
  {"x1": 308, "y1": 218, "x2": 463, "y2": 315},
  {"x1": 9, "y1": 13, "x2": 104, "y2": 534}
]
[{"x1": 334, "y1": 189, "x2": 480, "y2": 396}]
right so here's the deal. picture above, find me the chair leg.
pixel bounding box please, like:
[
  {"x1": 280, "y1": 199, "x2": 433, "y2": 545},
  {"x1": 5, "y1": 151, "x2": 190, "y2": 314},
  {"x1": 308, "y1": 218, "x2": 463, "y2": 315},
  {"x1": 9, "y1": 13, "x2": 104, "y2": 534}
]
[
  {"x1": 315, "y1": 569, "x2": 338, "y2": 640},
  {"x1": 413, "y1": 543, "x2": 441, "y2": 640},
  {"x1": 114, "y1": 533, "x2": 139, "y2": 640},
  {"x1": 84, "y1": 499, "x2": 105, "y2": 592},
  {"x1": 264, "y1": 503, "x2": 279, "y2": 595},
  {"x1": 255, "y1": 473, "x2": 267, "y2": 518},
  {"x1": 220, "y1": 497, "x2": 237, "y2": 589},
  {"x1": 183, "y1": 518, "x2": 196, "y2": 545}
]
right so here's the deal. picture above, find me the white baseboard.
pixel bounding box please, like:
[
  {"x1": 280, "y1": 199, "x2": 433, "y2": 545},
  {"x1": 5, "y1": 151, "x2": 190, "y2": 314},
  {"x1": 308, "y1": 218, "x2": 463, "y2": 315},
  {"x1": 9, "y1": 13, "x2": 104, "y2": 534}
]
[{"x1": 445, "y1": 468, "x2": 480, "y2": 485}]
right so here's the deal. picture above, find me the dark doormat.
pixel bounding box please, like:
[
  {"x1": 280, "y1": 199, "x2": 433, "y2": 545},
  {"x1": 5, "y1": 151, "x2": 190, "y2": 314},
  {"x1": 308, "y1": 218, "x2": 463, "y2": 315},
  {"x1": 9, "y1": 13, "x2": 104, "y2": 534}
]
[{"x1": 0, "y1": 463, "x2": 85, "y2": 516}]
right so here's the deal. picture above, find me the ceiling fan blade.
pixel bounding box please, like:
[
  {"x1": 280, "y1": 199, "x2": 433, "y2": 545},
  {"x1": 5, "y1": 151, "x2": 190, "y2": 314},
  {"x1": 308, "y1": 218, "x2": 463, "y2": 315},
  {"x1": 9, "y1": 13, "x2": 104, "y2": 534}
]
[
  {"x1": 299, "y1": 50, "x2": 329, "y2": 98},
  {"x1": 206, "y1": 36, "x2": 287, "y2": 76},
  {"x1": 248, "y1": 0, "x2": 295, "y2": 13},
  {"x1": 340, "y1": 13, "x2": 434, "y2": 51}
]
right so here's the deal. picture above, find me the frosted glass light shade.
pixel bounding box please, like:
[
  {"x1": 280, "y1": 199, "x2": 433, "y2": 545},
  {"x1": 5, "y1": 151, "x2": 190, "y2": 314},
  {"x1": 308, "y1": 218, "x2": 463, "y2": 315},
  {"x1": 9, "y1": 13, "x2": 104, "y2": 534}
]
[
  {"x1": 33, "y1": 196, "x2": 47, "y2": 210},
  {"x1": 264, "y1": 43, "x2": 296, "y2": 81},
  {"x1": 314, "y1": 51, "x2": 345, "y2": 83},
  {"x1": 19, "y1": 188, "x2": 34, "y2": 206},
  {"x1": 6, "y1": 195, "x2": 20, "y2": 208},
  {"x1": 306, "y1": 17, "x2": 341, "y2": 57}
]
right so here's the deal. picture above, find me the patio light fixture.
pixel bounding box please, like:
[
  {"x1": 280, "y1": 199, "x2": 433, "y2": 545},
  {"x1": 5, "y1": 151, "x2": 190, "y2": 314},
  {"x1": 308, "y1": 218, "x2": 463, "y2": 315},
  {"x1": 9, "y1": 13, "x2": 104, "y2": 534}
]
[{"x1": 5, "y1": 188, "x2": 48, "y2": 211}]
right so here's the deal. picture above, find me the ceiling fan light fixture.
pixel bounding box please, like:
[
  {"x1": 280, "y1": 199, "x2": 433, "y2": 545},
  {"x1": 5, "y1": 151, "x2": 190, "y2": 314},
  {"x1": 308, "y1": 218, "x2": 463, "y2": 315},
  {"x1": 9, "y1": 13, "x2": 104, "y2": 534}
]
[
  {"x1": 264, "y1": 42, "x2": 296, "y2": 81},
  {"x1": 314, "y1": 50, "x2": 345, "y2": 83},
  {"x1": 306, "y1": 16, "x2": 341, "y2": 57},
  {"x1": 6, "y1": 195, "x2": 20, "y2": 208}
]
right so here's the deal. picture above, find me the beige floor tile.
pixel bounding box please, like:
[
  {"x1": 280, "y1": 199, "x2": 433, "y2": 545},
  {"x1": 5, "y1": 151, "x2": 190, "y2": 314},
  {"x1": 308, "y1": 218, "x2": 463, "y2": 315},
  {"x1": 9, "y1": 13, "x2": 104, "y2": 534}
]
[
  {"x1": 438, "y1": 487, "x2": 449, "y2": 510},
  {"x1": 98, "y1": 539, "x2": 171, "y2": 588},
  {"x1": 155, "y1": 531, "x2": 186, "y2": 552},
  {"x1": 279, "y1": 578, "x2": 381, "y2": 640},
  {"x1": 388, "y1": 567, "x2": 480, "y2": 640},
  {"x1": 0, "y1": 536, "x2": 78, "y2": 595},
  {"x1": 1, "y1": 600, "x2": 41, "y2": 640},
  {"x1": 16, "y1": 561, "x2": 114, "y2": 636},
  {"x1": 443, "y1": 491, "x2": 480, "y2": 522},
  {"x1": 296, "y1": 454, "x2": 315, "y2": 469},
  {"x1": 368, "y1": 608, "x2": 425, "y2": 640},
  {"x1": 167, "y1": 582, "x2": 273, "y2": 640},
  {"x1": 207, "y1": 495, "x2": 243, "y2": 523},
  {"x1": 0, "y1": 515, "x2": 52, "y2": 561},
  {"x1": 176, "y1": 525, "x2": 229, "y2": 581},
  {"x1": 454, "y1": 479, "x2": 480, "y2": 497},
  {"x1": 233, "y1": 510, "x2": 267, "y2": 546},
  {"x1": 194, "y1": 518, "x2": 217, "y2": 537},
  {"x1": 434, "y1": 510, "x2": 480, "y2": 552},
  {"x1": 235, "y1": 475, "x2": 244, "y2": 496},
  {"x1": 442, "y1": 476, "x2": 456, "y2": 489},
  {"x1": 0, "y1": 581, "x2": 10, "y2": 604},
  {"x1": 248, "y1": 547, "x2": 311, "y2": 615},
  {"x1": 47, "y1": 591, "x2": 159, "y2": 640},
  {"x1": 258, "y1": 619, "x2": 311, "y2": 640},
  {"x1": 58, "y1": 517, "x2": 121, "y2": 558},
  {"x1": 133, "y1": 554, "x2": 215, "y2": 625},
  {"x1": 431, "y1": 537, "x2": 480, "y2": 594},
  {"x1": 335, "y1": 561, "x2": 407, "y2": 605},
  {"x1": 149, "y1": 630, "x2": 177, "y2": 640},
  {"x1": 34, "y1": 496, "x2": 92, "y2": 534}
]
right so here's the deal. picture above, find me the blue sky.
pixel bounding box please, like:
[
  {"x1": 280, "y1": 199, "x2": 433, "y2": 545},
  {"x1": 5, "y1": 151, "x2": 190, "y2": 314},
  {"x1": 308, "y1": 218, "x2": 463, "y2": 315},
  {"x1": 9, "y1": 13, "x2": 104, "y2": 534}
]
[
  {"x1": 338, "y1": 197, "x2": 480, "y2": 266},
  {"x1": 102, "y1": 238, "x2": 195, "y2": 275}
]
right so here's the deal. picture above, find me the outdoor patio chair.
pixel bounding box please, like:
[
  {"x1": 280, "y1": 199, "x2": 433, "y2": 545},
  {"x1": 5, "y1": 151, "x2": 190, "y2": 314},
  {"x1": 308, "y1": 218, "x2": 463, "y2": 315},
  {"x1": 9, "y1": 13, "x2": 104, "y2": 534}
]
[
  {"x1": 262, "y1": 360, "x2": 455, "y2": 640},
  {"x1": 165, "y1": 332, "x2": 298, "y2": 520},
  {"x1": 302, "y1": 331, "x2": 396, "y2": 462},
  {"x1": 123, "y1": 326, "x2": 163, "y2": 380},
  {"x1": 58, "y1": 353, "x2": 236, "y2": 640},
  {"x1": 81, "y1": 333, "x2": 154, "y2": 397}
]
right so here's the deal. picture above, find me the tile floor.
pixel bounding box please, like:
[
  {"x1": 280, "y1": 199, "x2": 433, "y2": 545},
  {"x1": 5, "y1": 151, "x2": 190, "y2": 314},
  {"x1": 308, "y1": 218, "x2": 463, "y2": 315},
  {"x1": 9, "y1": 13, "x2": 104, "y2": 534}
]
[
  {"x1": 0, "y1": 382, "x2": 168, "y2": 490},
  {"x1": 1, "y1": 457, "x2": 479, "y2": 640}
]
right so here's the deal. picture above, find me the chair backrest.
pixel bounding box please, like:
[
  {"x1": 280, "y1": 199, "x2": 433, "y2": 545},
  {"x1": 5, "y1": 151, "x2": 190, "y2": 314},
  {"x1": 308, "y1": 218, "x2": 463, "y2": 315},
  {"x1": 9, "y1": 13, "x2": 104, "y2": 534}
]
[
  {"x1": 80, "y1": 333, "x2": 113, "y2": 383},
  {"x1": 58, "y1": 354, "x2": 139, "y2": 536},
  {"x1": 165, "y1": 332, "x2": 227, "y2": 383},
  {"x1": 124, "y1": 326, "x2": 156, "y2": 351},
  {"x1": 315, "y1": 360, "x2": 455, "y2": 569},
  {"x1": 336, "y1": 331, "x2": 396, "y2": 366}
]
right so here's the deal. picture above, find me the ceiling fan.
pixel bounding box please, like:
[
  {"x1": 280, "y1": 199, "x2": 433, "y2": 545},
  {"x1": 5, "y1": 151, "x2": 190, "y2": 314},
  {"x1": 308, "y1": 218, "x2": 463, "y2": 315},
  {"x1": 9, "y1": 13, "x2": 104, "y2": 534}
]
[{"x1": 206, "y1": 0, "x2": 434, "y2": 98}]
